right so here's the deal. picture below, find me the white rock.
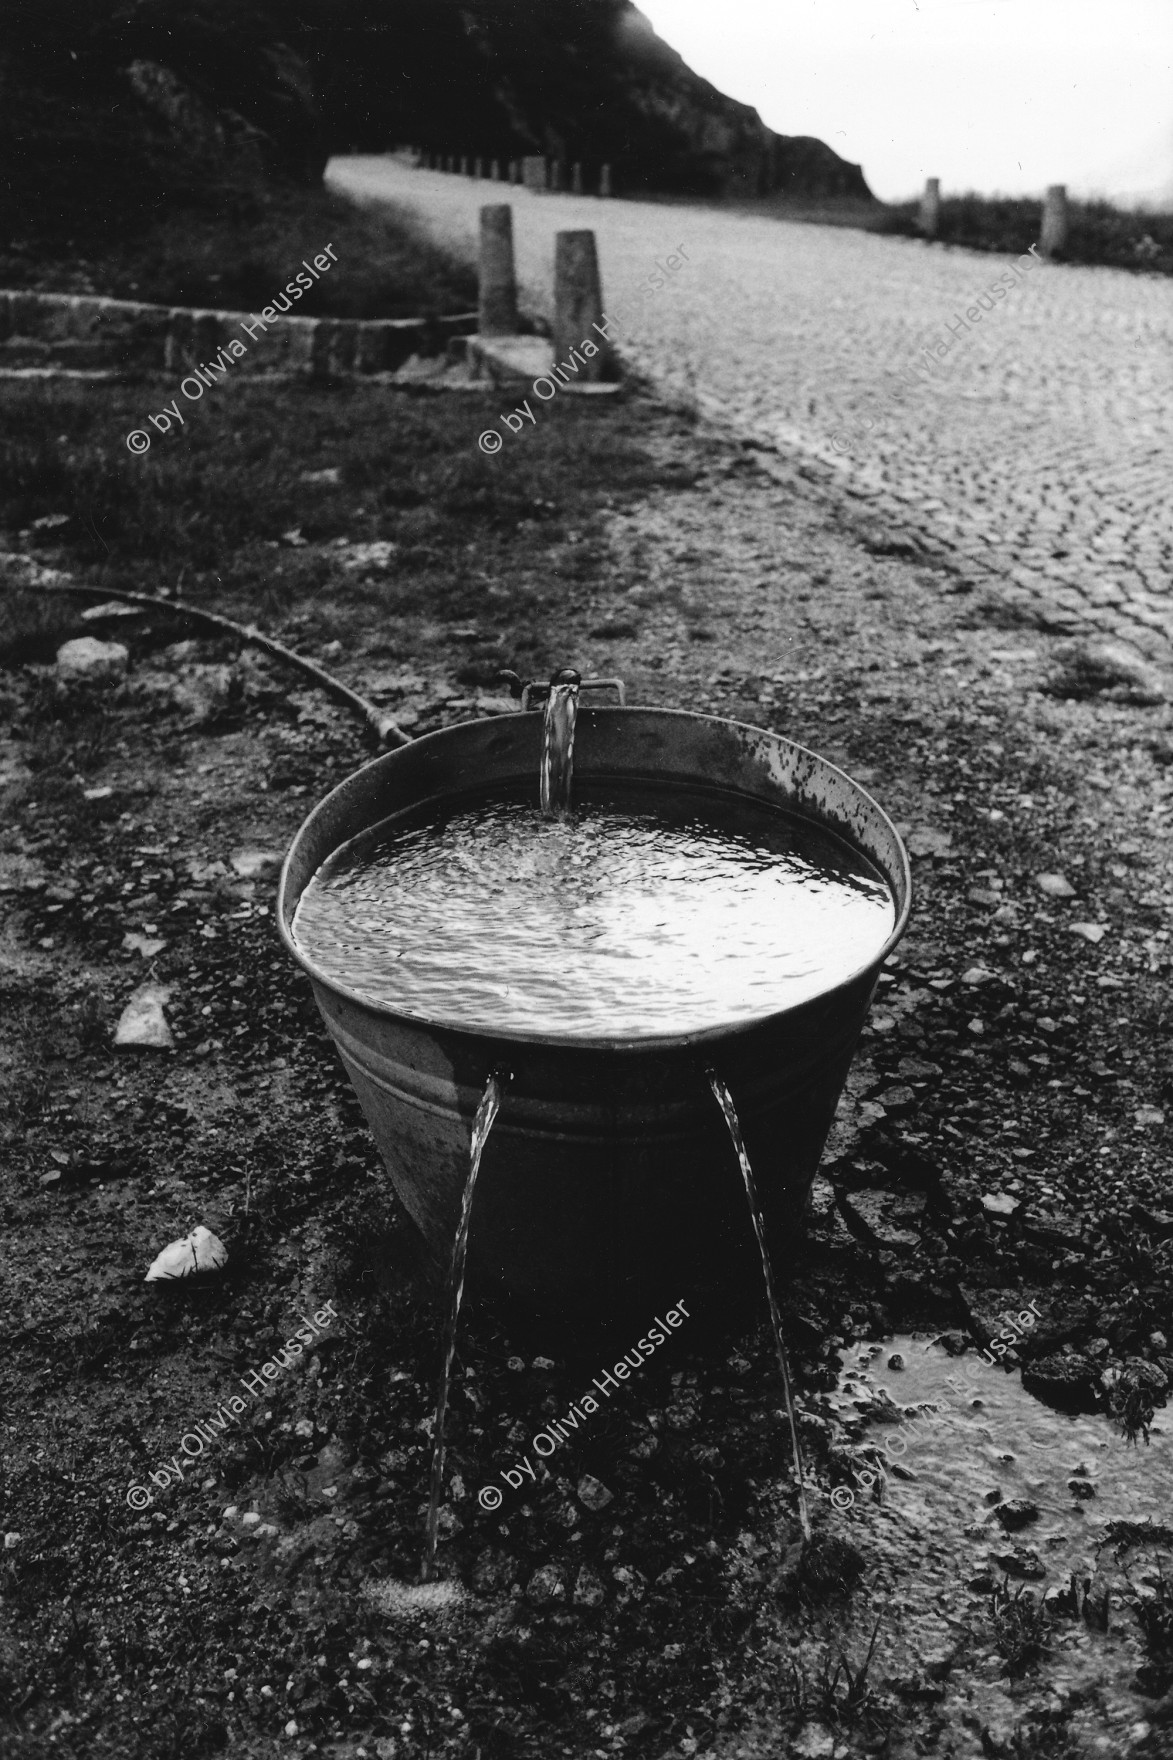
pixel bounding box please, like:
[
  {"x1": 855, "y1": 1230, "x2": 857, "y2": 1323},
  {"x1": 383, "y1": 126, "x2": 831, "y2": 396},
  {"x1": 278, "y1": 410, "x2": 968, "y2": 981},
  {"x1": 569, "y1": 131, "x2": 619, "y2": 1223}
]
[
  {"x1": 123, "y1": 932, "x2": 166, "y2": 958},
  {"x1": 1070, "y1": 923, "x2": 1108, "y2": 944},
  {"x1": 114, "y1": 983, "x2": 174, "y2": 1049},
  {"x1": 145, "y1": 1225, "x2": 228, "y2": 1281},
  {"x1": 56, "y1": 637, "x2": 128, "y2": 688},
  {"x1": 229, "y1": 848, "x2": 283, "y2": 880},
  {"x1": 1036, "y1": 873, "x2": 1076, "y2": 898}
]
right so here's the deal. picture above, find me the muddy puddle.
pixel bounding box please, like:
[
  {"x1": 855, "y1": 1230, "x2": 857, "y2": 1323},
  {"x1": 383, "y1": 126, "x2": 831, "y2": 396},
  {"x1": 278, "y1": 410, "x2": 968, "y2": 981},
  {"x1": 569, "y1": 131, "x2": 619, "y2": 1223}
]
[{"x1": 817, "y1": 1334, "x2": 1173, "y2": 1754}]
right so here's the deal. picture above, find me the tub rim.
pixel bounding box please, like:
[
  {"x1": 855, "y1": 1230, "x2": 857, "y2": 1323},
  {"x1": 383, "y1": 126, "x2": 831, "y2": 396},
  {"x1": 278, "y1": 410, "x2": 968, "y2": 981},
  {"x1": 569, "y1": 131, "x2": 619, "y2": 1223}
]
[{"x1": 276, "y1": 706, "x2": 913, "y2": 1053}]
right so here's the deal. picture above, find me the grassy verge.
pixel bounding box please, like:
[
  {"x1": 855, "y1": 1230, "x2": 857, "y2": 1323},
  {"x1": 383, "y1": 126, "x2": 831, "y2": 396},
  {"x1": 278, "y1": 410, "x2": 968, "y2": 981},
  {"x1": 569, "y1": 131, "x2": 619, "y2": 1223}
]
[
  {"x1": 0, "y1": 180, "x2": 477, "y2": 320},
  {"x1": 869, "y1": 193, "x2": 1173, "y2": 274},
  {"x1": 0, "y1": 377, "x2": 693, "y2": 672}
]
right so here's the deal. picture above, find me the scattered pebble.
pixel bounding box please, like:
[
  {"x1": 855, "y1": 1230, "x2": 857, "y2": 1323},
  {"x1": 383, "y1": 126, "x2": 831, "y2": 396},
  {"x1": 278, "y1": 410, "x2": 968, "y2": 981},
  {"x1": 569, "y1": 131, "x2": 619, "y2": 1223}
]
[
  {"x1": 144, "y1": 1225, "x2": 228, "y2": 1281},
  {"x1": 56, "y1": 637, "x2": 128, "y2": 689},
  {"x1": 229, "y1": 848, "x2": 283, "y2": 880},
  {"x1": 576, "y1": 1475, "x2": 614, "y2": 1511},
  {"x1": 113, "y1": 982, "x2": 174, "y2": 1050},
  {"x1": 122, "y1": 932, "x2": 166, "y2": 958}
]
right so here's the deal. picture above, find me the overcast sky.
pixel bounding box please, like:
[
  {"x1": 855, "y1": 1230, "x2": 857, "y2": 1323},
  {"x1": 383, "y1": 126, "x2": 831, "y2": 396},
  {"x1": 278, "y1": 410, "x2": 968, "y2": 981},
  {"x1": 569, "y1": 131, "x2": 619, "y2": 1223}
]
[{"x1": 637, "y1": 0, "x2": 1173, "y2": 207}]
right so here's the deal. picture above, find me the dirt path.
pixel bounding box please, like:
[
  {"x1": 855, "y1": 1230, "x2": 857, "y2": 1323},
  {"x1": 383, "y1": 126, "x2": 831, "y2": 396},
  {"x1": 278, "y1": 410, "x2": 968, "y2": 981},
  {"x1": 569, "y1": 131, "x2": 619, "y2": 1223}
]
[{"x1": 1, "y1": 370, "x2": 1172, "y2": 1758}]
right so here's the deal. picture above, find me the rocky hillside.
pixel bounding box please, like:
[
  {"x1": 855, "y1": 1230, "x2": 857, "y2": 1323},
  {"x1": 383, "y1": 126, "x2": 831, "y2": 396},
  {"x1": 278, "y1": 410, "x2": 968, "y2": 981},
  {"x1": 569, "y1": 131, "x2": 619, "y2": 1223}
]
[
  {"x1": 313, "y1": 0, "x2": 872, "y2": 199},
  {"x1": 0, "y1": 0, "x2": 870, "y2": 260}
]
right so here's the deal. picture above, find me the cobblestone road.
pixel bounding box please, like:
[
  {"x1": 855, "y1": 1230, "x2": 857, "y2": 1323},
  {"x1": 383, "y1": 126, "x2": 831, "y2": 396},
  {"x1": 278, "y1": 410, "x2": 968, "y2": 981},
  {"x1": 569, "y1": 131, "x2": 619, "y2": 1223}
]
[{"x1": 333, "y1": 158, "x2": 1172, "y2": 664}]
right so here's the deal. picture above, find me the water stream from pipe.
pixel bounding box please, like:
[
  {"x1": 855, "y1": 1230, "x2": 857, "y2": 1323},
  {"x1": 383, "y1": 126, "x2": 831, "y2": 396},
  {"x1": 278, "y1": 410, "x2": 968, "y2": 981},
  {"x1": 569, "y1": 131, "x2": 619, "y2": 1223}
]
[
  {"x1": 421, "y1": 1070, "x2": 506, "y2": 1580},
  {"x1": 540, "y1": 669, "x2": 581, "y2": 815},
  {"x1": 707, "y1": 1068, "x2": 812, "y2": 1542}
]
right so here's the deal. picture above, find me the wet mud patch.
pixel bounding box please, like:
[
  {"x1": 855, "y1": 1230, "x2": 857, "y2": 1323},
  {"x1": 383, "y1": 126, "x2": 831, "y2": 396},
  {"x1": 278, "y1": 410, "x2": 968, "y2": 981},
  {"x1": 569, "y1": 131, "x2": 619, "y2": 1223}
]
[{"x1": 816, "y1": 1335, "x2": 1173, "y2": 1754}]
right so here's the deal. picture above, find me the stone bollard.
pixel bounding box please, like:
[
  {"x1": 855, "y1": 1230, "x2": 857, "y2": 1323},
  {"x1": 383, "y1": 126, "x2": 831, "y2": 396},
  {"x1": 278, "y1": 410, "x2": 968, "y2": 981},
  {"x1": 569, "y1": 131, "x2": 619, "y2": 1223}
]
[
  {"x1": 478, "y1": 205, "x2": 519, "y2": 337},
  {"x1": 572, "y1": 162, "x2": 583, "y2": 195},
  {"x1": 509, "y1": 160, "x2": 520, "y2": 184},
  {"x1": 460, "y1": 156, "x2": 470, "y2": 176},
  {"x1": 599, "y1": 163, "x2": 612, "y2": 198},
  {"x1": 554, "y1": 230, "x2": 613, "y2": 382},
  {"x1": 1041, "y1": 184, "x2": 1068, "y2": 257},
  {"x1": 550, "y1": 161, "x2": 563, "y2": 192},
  {"x1": 474, "y1": 156, "x2": 484, "y2": 178},
  {"x1": 919, "y1": 177, "x2": 941, "y2": 238},
  {"x1": 522, "y1": 155, "x2": 547, "y2": 192},
  {"x1": 490, "y1": 159, "x2": 501, "y2": 181}
]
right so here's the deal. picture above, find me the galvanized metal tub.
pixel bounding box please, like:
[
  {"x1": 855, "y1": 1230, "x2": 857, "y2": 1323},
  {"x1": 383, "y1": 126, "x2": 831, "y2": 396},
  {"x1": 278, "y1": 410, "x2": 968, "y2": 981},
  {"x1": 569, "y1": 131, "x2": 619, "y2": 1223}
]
[{"x1": 278, "y1": 708, "x2": 911, "y2": 1323}]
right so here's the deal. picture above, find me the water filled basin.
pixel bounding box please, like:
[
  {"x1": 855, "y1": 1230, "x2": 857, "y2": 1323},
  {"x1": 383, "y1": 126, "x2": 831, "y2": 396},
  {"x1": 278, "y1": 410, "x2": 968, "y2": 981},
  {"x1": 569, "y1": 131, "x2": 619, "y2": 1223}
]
[{"x1": 278, "y1": 706, "x2": 911, "y2": 1322}]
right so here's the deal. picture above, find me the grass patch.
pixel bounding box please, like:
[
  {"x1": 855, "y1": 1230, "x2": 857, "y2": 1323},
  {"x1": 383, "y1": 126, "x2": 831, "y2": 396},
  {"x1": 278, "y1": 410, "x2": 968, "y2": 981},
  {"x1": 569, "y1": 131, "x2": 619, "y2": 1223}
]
[
  {"x1": 0, "y1": 377, "x2": 693, "y2": 675},
  {"x1": 2, "y1": 180, "x2": 477, "y2": 320},
  {"x1": 869, "y1": 193, "x2": 1173, "y2": 274}
]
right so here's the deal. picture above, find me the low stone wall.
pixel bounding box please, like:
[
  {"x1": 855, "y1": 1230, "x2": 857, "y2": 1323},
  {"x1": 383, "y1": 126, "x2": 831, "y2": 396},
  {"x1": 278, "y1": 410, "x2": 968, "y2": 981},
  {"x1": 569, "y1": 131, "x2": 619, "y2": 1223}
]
[{"x1": 0, "y1": 290, "x2": 478, "y2": 376}]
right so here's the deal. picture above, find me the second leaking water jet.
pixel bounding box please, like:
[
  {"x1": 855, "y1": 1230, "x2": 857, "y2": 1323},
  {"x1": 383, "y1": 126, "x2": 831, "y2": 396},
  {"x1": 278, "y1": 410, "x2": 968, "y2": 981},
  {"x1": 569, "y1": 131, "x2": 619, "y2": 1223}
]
[
  {"x1": 422, "y1": 1069, "x2": 508, "y2": 1580},
  {"x1": 708, "y1": 1068, "x2": 813, "y2": 1543}
]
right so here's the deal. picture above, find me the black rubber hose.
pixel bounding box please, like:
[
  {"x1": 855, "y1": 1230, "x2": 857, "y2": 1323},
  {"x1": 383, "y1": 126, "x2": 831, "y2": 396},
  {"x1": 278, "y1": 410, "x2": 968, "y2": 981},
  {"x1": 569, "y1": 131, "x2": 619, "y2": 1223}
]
[{"x1": 2, "y1": 577, "x2": 413, "y2": 748}]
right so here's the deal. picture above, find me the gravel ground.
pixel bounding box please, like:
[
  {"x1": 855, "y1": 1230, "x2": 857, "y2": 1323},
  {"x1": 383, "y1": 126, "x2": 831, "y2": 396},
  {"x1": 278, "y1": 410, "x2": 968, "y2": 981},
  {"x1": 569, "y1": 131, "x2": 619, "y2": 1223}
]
[
  {"x1": 2, "y1": 358, "x2": 1172, "y2": 1756},
  {"x1": 331, "y1": 157, "x2": 1173, "y2": 671}
]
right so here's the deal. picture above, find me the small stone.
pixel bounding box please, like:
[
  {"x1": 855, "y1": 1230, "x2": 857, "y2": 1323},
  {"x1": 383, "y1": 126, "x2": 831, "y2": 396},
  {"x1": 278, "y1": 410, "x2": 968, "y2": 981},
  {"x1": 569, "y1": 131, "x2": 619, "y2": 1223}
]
[
  {"x1": 3, "y1": 1533, "x2": 20, "y2": 1550},
  {"x1": 1069, "y1": 1479, "x2": 1096, "y2": 1501},
  {"x1": 1134, "y1": 1106, "x2": 1166, "y2": 1128},
  {"x1": 114, "y1": 983, "x2": 174, "y2": 1050},
  {"x1": 1021, "y1": 1353, "x2": 1102, "y2": 1415},
  {"x1": 990, "y1": 1544, "x2": 1046, "y2": 1578},
  {"x1": 1070, "y1": 923, "x2": 1108, "y2": 944},
  {"x1": 906, "y1": 827, "x2": 954, "y2": 860},
  {"x1": 875, "y1": 1085, "x2": 916, "y2": 1111},
  {"x1": 241, "y1": 1512, "x2": 261, "y2": 1526},
  {"x1": 56, "y1": 637, "x2": 129, "y2": 689},
  {"x1": 992, "y1": 1498, "x2": 1039, "y2": 1532},
  {"x1": 576, "y1": 1474, "x2": 613, "y2": 1511},
  {"x1": 961, "y1": 966, "x2": 995, "y2": 985},
  {"x1": 981, "y1": 1193, "x2": 1021, "y2": 1218},
  {"x1": 888, "y1": 1353, "x2": 905, "y2": 1371},
  {"x1": 229, "y1": 848, "x2": 283, "y2": 880},
  {"x1": 1036, "y1": 873, "x2": 1076, "y2": 899},
  {"x1": 122, "y1": 932, "x2": 166, "y2": 958},
  {"x1": 526, "y1": 1563, "x2": 565, "y2": 1604},
  {"x1": 898, "y1": 1057, "x2": 942, "y2": 1080},
  {"x1": 572, "y1": 1564, "x2": 606, "y2": 1607},
  {"x1": 144, "y1": 1225, "x2": 227, "y2": 1281}
]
